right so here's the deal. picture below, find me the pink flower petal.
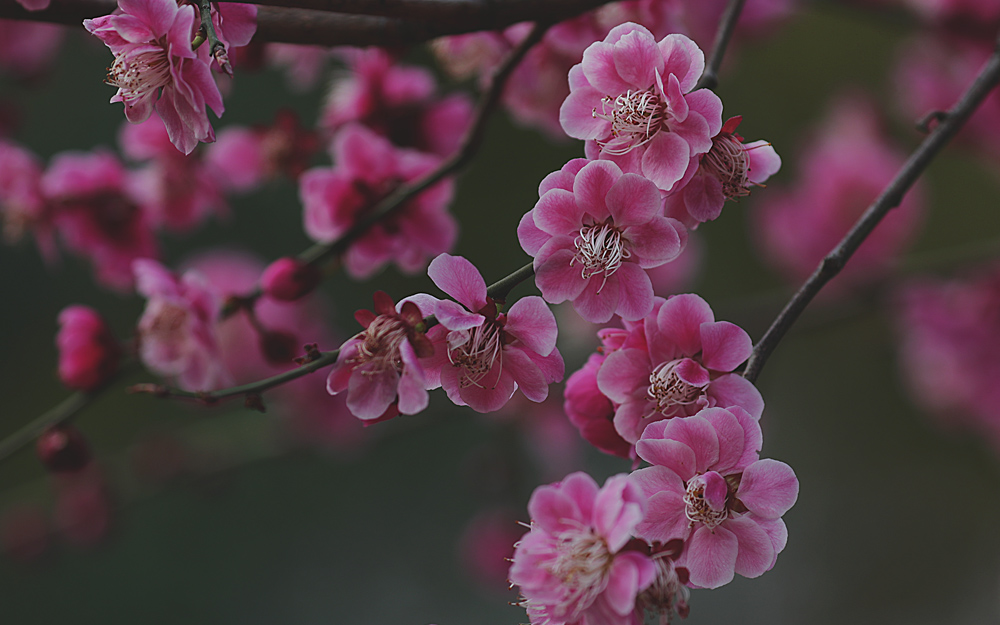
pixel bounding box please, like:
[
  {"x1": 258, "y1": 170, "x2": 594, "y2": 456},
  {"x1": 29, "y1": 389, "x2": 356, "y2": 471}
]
[
  {"x1": 427, "y1": 253, "x2": 487, "y2": 312},
  {"x1": 606, "y1": 172, "x2": 661, "y2": 228},
  {"x1": 436, "y1": 299, "x2": 484, "y2": 331},
  {"x1": 681, "y1": 524, "x2": 738, "y2": 589},
  {"x1": 698, "y1": 407, "x2": 748, "y2": 474},
  {"x1": 597, "y1": 348, "x2": 649, "y2": 403},
  {"x1": 737, "y1": 459, "x2": 799, "y2": 519},
  {"x1": 505, "y1": 296, "x2": 557, "y2": 357},
  {"x1": 631, "y1": 466, "x2": 689, "y2": 543},
  {"x1": 726, "y1": 515, "x2": 776, "y2": 578},
  {"x1": 746, "y1": 140, "x2": 782, "y2": 184},
  {"x1": 560, "y1": 85, "x2": 610, "y2": 141},
  {"x1": 573, "y1": 272, "x2": 620, "y2": 323},
  {"x1": 603, "y1": 551, "x2": 651, "y2": 615},
  {"x1": 611, "y1": 27, "x2": 663, "y2": 87},
  {"x1": 503, "y1": 346, "x2": 549, "y2": 403},
  {"x1": 700, "y1": 321, "x2": 752, "y2": 372},
  {"x1": 656, "y1": 293, "x2": 714, "y2": 356},
  {"x1": 517, "y1": 210, "x2": 549, "y2": 256},
  {"x1": 660, "y1": 415, "x2": 720, "y2": 475},
  {"x1": 626, "y1": 216, "x2": 683, "y2": 267},
  {"x1": 613, "y1": 262, "x2": 654, "y2": 321},
  {"x1": 581, "y1": 40, "x2": 631, "y2": 96},
  {"x1": 533, "y1": 188, "x2": 585, "y2": 236},
  {"x1": 534, "y1": 246, "x2": 588, "y2": 304},
  {"x1": 346, "y1": 364, "x2": 397, "y2": 420},
  {"x1": 396, "y1": 339, "x2": 429, "y2": 415},
  {"x1": 707, "y1": 374, "x2": 764, "y2": 420},
  {"x1": 573, "y1": 160, "x2": 621, "y2": 221},
  {"x1": 682, "y1": 174, "x2": 725, "y2": 224},
  {"x1": 592, "y1": 474, "x2": 645, "y2": 551},
  {"x1": 658, "y1": 33, "x2": 704, "y2": 93},
  {"x1": 640, "y1": 131, "x2": 690, "y2": 192}
]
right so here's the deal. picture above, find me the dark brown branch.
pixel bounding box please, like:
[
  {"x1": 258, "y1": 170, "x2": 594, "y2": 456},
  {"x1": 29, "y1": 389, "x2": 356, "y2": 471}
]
[
  {"x1": 0, "y1": 0, "x2": 610, "y2": 46},
  {"x1": 741, "y1": 34, "x2": 1000, "y2": 384},
  {"x1": 694, "y1": 0, "x2": 746, "y2": 91}
]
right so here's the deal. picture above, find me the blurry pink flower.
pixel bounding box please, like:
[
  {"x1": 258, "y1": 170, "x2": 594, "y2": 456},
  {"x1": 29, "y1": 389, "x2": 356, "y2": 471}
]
[
  {"x1": 419, "y1": 254, "x2": 564, "y2": 413},
  {"x1": 42, "y1": 149, "x2": 158, "y2": 291},
  {"x1": 260, "y1": 257, "x2": 321, "y2": 302},
  {"x1": 14, "y1": 0, "x2": 50, "y2": 11},
  {"x1": 895, "y1": 264, "x2": 1000, "y2": 451},
  {"x1": 53, "y1": 467, "x2": 114, "y2": 547},
  {"x1": 519, "y1": 158, "x2": 686, "y2": 323},
  {"x1": 561, "y1": 23, "x2": 722, "y2": 192},
  {"x1": 0, "y1": 138, "x2": 53, "y2": 255},
  {"x1": 564, "y1": 352, "x2": 632, "y2": 459},
  {"x1": 754, "y1": 96, "x2": 924, "y2": 290},
  {"x1": 56, "y1": 305, "x2": 121, "y2": 392},
  {"x1": 457, "y1": 507, "x2": 523, "y2": 595},
  {"x1": 265, "y1": 44, "x2": 331, "y2": 91},
  {"x1": 188, "y1": 250, "x2": 367, "y2": 453},
  {"x1": 0, "y1": 19, "x2": 63, "y2": 78},
  {"x1": 321, "y1": 47, "x2": 473, "y2": 158},
  {"x1": 202, "y1": 125, "x2": 267, "y2": 193},
  {"x1": 300, "y1": 124, "x2": 456, "y2": 279},
  {"x1": 134, "y1": 258, "x2": 232, "y2": 391},
  {"x1": 85, "y1": 0, "x2": 224, "y2": 155},
  {"x1": 598, "y1": 293, "x2": 762, "y2": 444},
  {"x1": 119, "y1": 117, "x2": 229, "y2": 231},
  {"x1": 432, "y1": 32, "x2": 509, "y2": 82},
  {"x1": 327, "y1": 291, "x2": 434, "y2": 422},
  {"x1": 509, "y1": 472, "x2": 655, "y2": 625},
  {"x1": 0, "y1": 504, "x2": 49, "y2": 563},
  {"x1": 207, "y1": 2, "x2": 257, "y2": 50},
  {"x1": 665, "y1": 115, "x2": 781, "y2": 230},
  {"x1": 630, "y1": 407, "x2": 797, "y2": 589}
]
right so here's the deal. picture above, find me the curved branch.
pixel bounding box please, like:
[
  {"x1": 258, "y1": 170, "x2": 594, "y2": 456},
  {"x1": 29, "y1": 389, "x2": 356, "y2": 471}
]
[
  {"x1": 694, "y1": 0, "x2": 746, "y2": 91},
  {"x1": 742, "y1": 34, "x2": 1000, "y2": 384},
  {"x1": 0, "y1": 392, "x2": 92, "y2": 464}
]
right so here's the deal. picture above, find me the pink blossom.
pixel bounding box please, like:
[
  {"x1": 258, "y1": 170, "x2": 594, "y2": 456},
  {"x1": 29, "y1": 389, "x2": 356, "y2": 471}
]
[
  {"x1": 186, "y1": 250, "x2": 367, "y2": 452},
  {"x1": 300, "y1": 124, "x2": 457, "y2": 279},
  {"x1": 561, "y1": 23, "x2": 722, "y2": 193},
  {"x1": 664, "y1": 115, "x2": 782, "y2": 230},
  {"x1": 260, "y1": 257, "x2": 321, "y2": 302},
  {"x1": 326, "y1": 291, "x2": 434, "y2": 422},
  {"x1": 119, "y1": 117, "x2": 229, "y2": 231},
  {"x1": 134, "y1": 258, "x2": 232, "y2": 391},
  {"x1": 42, "y1": 149, "x2": 158, "y2": 291},
  {"x1": 202, "y1": 125, "x2": 267, "y2": 193},
  {"x1": 519, "y1": 158, "x2": 686, "y2": 323},
  {"x1": 564, "y1": 352, "x2": 632, "y2": 459},
  {"x1": 0, "y1": 19, "x2": 64, "y2": 79},
  {"x1": 321, "y1": 47, "x2": 473, "y2": 158},
  {"x1": 56, "y1": 305, "x2": 121, "y2": 392},
  {"x1": 895, "y1": 264, "x2": 1000, "y2": 451},
  {"x1": 457, "y1": 507, "x2": 523, "y2": 594},
  {"x1": 0, "y1": 138, "x2": 52, "y2": 255},
  {"x1": 597, "y1": 293, "x2": 762, "y2": 444},
  {"x1": 753, "y1": 96, "x2": 924, "y2": 291},
  {"x1": 418, "y1": 254, "x2": 564, "y2": 413},
  {"x1": 265, "y1": 44, "x2": 331, "y2": 92},
  {"x1": 509, "y1": 472, "x2": 656, "y2": 625},
  {"x1": 630, "y1": 407, "x2": 797, "y2": 588},
  {"x1": 85, "y1": 0, "x2": 224, "y2": 155}
]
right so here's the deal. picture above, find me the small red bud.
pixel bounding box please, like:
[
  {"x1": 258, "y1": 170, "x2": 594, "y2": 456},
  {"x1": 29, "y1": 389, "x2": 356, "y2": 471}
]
[
  {"x1": 259, "y1": 330, "x2": 299, "y2": 365},
  {"x1": 56, "y1": 306, "x2": 120, "y2": 392},
  {"x1": 260, "y1": 257, "x2": 321, "y2": 301},
  {"x1": 36, "y1": 425, "x2": 90, "y2": 473}
]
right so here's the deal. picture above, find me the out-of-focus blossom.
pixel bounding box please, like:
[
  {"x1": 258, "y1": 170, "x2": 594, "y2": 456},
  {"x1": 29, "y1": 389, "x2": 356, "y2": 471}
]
[
  {"x1": 418, "y1": 254, "x2": 564, "y2": 413},
  {"x1": 565, "y1": 352, "x2": 631, "y2": 459},
  {"x1": 300, "y1": 124, "x2": 456, "y2": 279},
  {"x1": 52, "y1": 467, "x2": 114, "y2": 547},
  {"x1": 753, "y1": 96, "x2": 924, "y2": 291},
  {"x1": 562, "y1": 24, "x2": 722, "y2": 193},
  {"x1": 85, "y1": 0, "x2": 224, "y2": 154},
  {"x1": 327, "y1": 291, "x2": 434, "y2": 422},
  {"x1": 0, "y1": 19, "x2": 64, "y2": 78},
  {"x1": 664, "y1": 115, "x2": 781, "y2": 230},
  {"x1": 457, "y1": 506, "x2": 523, "y2": 595},
  {"x1": 0, "y1": 138, "x2": 52, "y2": 255},
  {"x1": 37, "y1": 425, "x2": 91, "y2": 473},
  {"x1": 630, "y1": 407, "x2": 797, "y2": 589},
  {"x1": 251, "y1": 109, "x2": 321, "y2": 180},
  {"x1": 42, "y1": 149, "x2": 158, "y2": 290},
  {"x1": 895, "y1": 264, "x2": 1000, "y2": 451},
  {"x1": 260, "y1": 257, "x2": 321, "y2": 302},
  {"x1": 186, "y1": 250, "x2": 366, "y2": 453},
  {"x1": 598, "y1": 293, "x2": 762, "y2": 444},
  {"x1": 509, "y1": 472, "x2": 656, "y2": 625},
  {"x1": 519, "y1": 158, "x2": 686, "y2": 323},
  {"x1": 134, "y1": 259, "x2": 232, "y2": 391},
  {"x1": 265, "y1": 44, "x2": 331, "y2": 91},
  {"x1": 56, "y1": 305, "x2": 121, "y2": 392},
  {"x1": 321, "y1": 47, "x2": 473, "y2": 158}
]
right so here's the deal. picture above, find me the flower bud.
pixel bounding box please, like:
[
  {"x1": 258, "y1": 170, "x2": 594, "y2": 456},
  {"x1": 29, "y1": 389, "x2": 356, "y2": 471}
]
[
  {"x1": 36, "y1": 425, "x2": 90, "y2": 473},
  {"x1": 260, "y1": 257, "x2": 321, "y2": 301},
  {"x1": 56, "y1": 306, "x2": 120, "y2": 392}
]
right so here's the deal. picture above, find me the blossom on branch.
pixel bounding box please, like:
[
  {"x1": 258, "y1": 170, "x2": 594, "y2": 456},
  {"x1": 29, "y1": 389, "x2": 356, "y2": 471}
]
[
  {"x1": 56, "y1": 306, "x2": 121, "y2": 392},
  {"x1": 519, "y1": 159, "x2": 686, "y2": 323},
  {"x1": 419, "y1": 254, "x2": 564, "y2": 413},
  {"x1": 84, "y1": 0, "x2": 224, "y2": 155}
]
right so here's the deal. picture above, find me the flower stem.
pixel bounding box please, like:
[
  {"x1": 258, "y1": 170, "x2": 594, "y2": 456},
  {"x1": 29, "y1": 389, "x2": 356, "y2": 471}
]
[{"x1": 694, "y1": 0, "x2": 746, "y2": 91}]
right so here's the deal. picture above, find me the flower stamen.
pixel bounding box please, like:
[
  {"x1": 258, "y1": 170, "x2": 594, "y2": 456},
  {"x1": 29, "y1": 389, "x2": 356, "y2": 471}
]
[
  {"x1": 571, "y1": 222, "x2": 630, "y2": 292},
  {"x1": 107, "y1": 49, "x2": 172, "y2": 106},
  {"x1": 647, "y1": 360, "x2": 707, "y2": 414},
  {"x1": 593, "y1": 88, "x2": 664, "y2": 155},
  {"x1": 448, "y1": 322, "x2": 503, "y2": 388}
]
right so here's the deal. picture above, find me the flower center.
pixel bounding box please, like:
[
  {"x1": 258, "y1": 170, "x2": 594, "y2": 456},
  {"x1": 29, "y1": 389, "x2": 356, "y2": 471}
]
[
  {"x1": 593, "y1": 88, "x2": 664, "y2": 155},
  {"x1": 107, "y1": 49, "x2": 172, "y2": 106},
  {"x1": 146, "y1": 302, "x2": 188, "y2": 340},
  {"x1": 447, "y1": 321, "x2": 503, "y2": 388},
  {"x1": 647, "y1": 359, "x2": 708, "y2": 414},
  {"x1": 355, "y1": 315, "x2": 409, "y2": 373},
  {"x1": 701, "y1": 133, "x2": 750, "y2": 199},
  {"x1": 683, "y1": 472, "x2": 729, "y2": 530},
  {"x1": 639, "y1": 555, "x2": 690, "y2": 623},
  {"x1": 548, "y1": 525, "x2": 613, "y2": 615},
  {"x1": 571, "y1": 222, "x2": 630, "y2": 291}
]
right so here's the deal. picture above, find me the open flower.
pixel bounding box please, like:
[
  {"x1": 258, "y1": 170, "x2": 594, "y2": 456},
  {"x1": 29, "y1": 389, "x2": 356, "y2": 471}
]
[
  {"x1": 84, "y1": 0, "x2": 224, "y2": 155},
  {"x1": 519, "y1": 159, "x2": 686, "y2": 323},
  {"x1": 560, "y1": 23, "x2": 722, "y2": 193},
  {"x1": 326, "y1": 291, "x2": 434, "y2": 422},
  {"x1": 630, "y1": 408, "x2": 797, "y2": 589},
  {"x1": 418, "y1": 254, "x2": 564, "y2": 413},
  {"x1": 597, "y1": 294, "x2": 762, "y2": 444},
  {"x1": 509, "y1": 472, "x2": 656, "y2": 625}
]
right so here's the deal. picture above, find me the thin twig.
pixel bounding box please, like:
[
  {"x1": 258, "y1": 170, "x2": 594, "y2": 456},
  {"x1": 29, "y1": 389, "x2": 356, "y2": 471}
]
[
  {"x1": 487, "y1": 262, "x2": 534, "y2": 303},
  {"x1": 0, "y1": 392, "x2": 91, "y2": 464},
  {"x1": 694, "y1": 0, "x2": 746, "y2": 91},
  {"x1": 742, "y1": 35, "x2": 1000, "y2": 384}
]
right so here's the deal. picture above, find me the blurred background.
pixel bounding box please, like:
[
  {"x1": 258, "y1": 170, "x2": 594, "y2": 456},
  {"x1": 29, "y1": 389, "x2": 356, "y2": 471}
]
[{"x1": 2, "y1": 1, "x2": 1000, "y2": 623}]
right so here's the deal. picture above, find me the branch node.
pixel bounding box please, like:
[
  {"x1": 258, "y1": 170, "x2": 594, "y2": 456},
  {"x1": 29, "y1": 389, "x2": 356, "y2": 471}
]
[
  {"x1": 128, "y1": 383, "x2": 170, "y2": 397},
  {"x1": 244, "y1": 393, "x2": 267, "y2": 413},
  {"x1": 916, "y1": 110, "x2": 948, "y2": 134},
  {"x1": 294, "y1": 343, "x2": 323, "y2": 365}
]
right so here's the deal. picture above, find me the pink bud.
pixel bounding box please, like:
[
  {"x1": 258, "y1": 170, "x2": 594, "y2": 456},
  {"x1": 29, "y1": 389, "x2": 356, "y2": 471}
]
[
  {"x1": 36, "y1": 425, "x2": 90, "y2": 473},
  {"x1": 56, "y1": 306, "x2": 120, "y2": 392},
  {"x1": 260, "y1": 257, "x2": 321, "y2": 301}
]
